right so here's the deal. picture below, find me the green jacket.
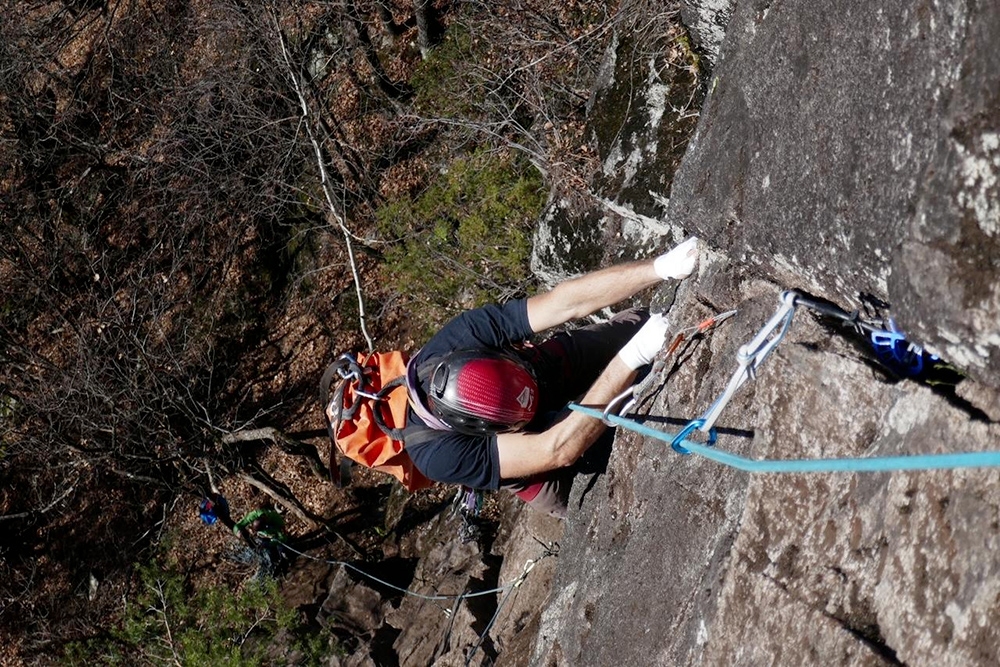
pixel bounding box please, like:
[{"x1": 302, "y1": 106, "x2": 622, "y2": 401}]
[{"x1": 233, "y1": 508, "x2": 287, "y2": 542}]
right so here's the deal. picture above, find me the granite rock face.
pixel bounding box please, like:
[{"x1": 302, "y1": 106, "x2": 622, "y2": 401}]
[
  {"x1": 680, "y1": 0, "x2": 737, "y2": 68},
  {"x1": 530, "y1": 17, "x2": 704, "y2": 289},
  {"x1": 300, "y1": 501, "x2": 562, "y2": 667},
  {"x1": 535, "y1": 258, "x2": 1000, "y2": 667},
  {"x1": 670, "y1": 0, "x2": 1000, "y2": 389},
  {"x1": 529, "y1": 0, "x2": 1000, "y2": 665}
]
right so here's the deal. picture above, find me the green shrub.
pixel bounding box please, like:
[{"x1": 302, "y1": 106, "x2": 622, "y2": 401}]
[
  {"x1": 411, "y1": 26, "x2": 479, "y2": 118},
  {"x1": 376, "y1": 150, "x2": 546, "y2": 336},
  {"x1": 63, "y1": 560, "x2": 335, "y2": 666}
]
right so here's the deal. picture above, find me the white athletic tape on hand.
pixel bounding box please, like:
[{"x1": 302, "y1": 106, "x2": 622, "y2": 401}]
[
  {"x1": 654, "y1": 236, "x2": 699, "y2": 280},
  {"x1": 618, "y1": 313, "x2": 670, "y2": 370}
]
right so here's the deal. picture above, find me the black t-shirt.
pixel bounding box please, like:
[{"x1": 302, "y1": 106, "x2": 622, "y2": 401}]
[{"x1": 404, "y1": 299, "x2": 534, "y2": 490}]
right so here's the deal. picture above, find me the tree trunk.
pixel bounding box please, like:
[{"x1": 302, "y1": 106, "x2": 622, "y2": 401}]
[
  {"x1": 375, "y1": 0, "x2": 408, "y2": 37},
  {"x1": 346, "y1": 0, "x2": 412, "y2": 98},
  {"x1": 414, "y1": 0, "x2": 438, "y2": 59}
]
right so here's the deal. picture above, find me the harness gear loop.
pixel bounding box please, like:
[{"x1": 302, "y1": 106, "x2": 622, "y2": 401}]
[
  {"x1": 321, "y1": 354, "x2": 363, "y2": 425},
  {"x1": 321, "y1": 353, "x2": 408, "y2": 440}
]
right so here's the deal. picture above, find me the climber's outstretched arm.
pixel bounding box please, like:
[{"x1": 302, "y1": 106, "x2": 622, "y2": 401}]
[
  {"x1": 525, "y1": 237, "x2": 698, "y2": 334},
  {"x1": 496, "y1": 355, "x2": 638, "y2": 479}
]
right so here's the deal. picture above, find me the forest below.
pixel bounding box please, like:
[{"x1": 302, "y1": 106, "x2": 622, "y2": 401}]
[{"x1": 0, "y1": 0, "x2": 700, "y2": 663}]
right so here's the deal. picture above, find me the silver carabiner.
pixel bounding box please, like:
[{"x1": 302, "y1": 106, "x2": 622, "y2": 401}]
[
  {"x1": 601, "y1": 386, "x2": 637, "y2": 425},
  {"x1": 698, "y1": 291, "x2": 799, "y2": 432},
  {"x1": 738, "y1": 290, "x2": 798, "y2": 378}
]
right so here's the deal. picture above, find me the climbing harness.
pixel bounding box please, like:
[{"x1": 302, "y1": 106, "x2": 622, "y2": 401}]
[{"x1": 570, "y1": 289, "x2": 995, "y2": 474}]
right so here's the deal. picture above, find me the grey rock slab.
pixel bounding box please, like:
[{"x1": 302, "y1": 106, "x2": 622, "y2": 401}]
[
  {"x1": 669, "y1": 0, "x2": 1000, "y2": 388},
  {"x1": 680, "y1": 0, "x2": 737, "y2": 68},
  {"x1": 530, "y1": 252, "x2": 1000, "y2": 664}
]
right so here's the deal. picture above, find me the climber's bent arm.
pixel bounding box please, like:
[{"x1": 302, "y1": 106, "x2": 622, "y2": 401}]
[{"x1": 496, "y1": 355, "x2": 638, "y2": 480}]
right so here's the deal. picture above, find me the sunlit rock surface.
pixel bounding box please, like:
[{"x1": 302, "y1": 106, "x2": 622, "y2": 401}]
[{"x1": 532, "y1": 0, "x2": 1000, "y2": 665}]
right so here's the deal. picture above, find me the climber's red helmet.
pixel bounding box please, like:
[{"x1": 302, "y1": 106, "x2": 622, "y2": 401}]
[{"x1": 423, "y1": 349, "x2": 539, "y2": 436}]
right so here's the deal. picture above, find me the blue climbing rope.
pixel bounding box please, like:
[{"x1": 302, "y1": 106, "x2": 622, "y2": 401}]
[
  {"x1": 569, "y1": 404, "x2": 1000, "y2": 473},
  {"x1": 570, "y1": 289, "x2": 996, "y2": 474}
]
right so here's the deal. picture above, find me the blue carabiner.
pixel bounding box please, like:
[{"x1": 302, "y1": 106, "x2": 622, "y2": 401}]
[
  {"x1": 870, "y1": 320, "x2": 927, "y2": 377},
  {"x1": 671, "y1": 419, "x2": 718, "y2": 454}
]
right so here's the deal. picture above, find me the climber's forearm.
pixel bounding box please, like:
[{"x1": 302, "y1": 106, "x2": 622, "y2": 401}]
[
  {"x1": 496, "y1": 356, "x2": 638, "y2": 479},
  {"x1": 525, "y1": 260, "x2": 659, "y2": 333}
]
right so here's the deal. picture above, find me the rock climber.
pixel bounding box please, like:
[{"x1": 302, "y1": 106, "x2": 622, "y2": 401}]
[{"x1": 403, "y1": 237, "x2": 700, "y2": 517}]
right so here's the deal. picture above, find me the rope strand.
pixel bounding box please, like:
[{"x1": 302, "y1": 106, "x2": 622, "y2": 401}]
[
  {"x1": 277, "y1": 540, "x2": 557, "y2": 602},
  {"x1": 575, "y1": 289, "x2": 997, "y2": 473},
  {"x1": 570, "y1": 404, "x2": 1000, "y2": 473}
]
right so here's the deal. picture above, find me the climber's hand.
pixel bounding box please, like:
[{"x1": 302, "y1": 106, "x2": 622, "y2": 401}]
[
  {"x1": 617, "y1": 313, "x2": 670, "y2": 370},
  {"x1": 653, "y1": 236, "x2": 699, "y2": 280}
]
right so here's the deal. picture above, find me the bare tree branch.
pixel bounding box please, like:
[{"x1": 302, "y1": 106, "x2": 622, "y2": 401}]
[
  {"x1": 237, "y1": 471, "x2": 319, "y2": 529},
  {"x1": 223, "y1": 426, "x2": 328, "y2": 481},
  {"x1": 272, "y1": 11, "x2": 376, "y2": 351},
  {"x1": 0, "y1": 481, "x2": 78, "y2": 523}
]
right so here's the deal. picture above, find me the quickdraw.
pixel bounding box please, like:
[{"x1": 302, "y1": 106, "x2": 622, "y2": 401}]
[
  {"x1": 694, "y1": 291, "x2": 799, "y2": 439},
  {"x1": 569, "y1": 290, "x2": 994, "y2": 474},
  {"x1": 601, "y1": 308, "x2": 738, "y2": 425},
  {"x1": 665, "y1": 290, "x2": 963, "y2": 453},
  {"x1": 666, "y1": 308, "x2": 738, "y2": 357}
]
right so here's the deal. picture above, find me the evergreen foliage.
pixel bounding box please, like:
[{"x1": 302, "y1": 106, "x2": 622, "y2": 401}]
[
  {"x1": 62, "y1": 558, "x2": 335, "y2": 666},
  {"x1": 376, "y1": 150, "x2": 546, "y2": 335},
  {"x1": 411, "y1": 26, "x2": 479, "y2": 118}
]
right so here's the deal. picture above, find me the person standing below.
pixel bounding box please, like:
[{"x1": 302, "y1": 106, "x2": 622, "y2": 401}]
[{"x1": 233, "y1": 506, "x2": 287, "y2": 544}]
